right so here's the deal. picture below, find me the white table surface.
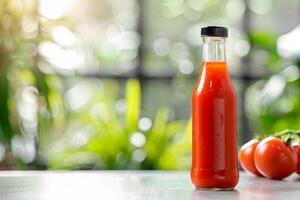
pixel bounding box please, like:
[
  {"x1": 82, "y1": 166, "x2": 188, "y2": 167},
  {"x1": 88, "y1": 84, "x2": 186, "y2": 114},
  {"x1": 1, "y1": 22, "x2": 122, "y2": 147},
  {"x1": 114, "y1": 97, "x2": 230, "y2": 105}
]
[{"x1": 0, "y1": 171, "x2": 299, "y2": 200}]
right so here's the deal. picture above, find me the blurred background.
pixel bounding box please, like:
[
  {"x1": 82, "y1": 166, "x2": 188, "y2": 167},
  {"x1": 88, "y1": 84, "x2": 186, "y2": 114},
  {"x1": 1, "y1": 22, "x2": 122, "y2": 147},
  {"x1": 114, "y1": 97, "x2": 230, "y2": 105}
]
[{"x1": 0, "y1": 0, "x2": 300, "y2": 170}]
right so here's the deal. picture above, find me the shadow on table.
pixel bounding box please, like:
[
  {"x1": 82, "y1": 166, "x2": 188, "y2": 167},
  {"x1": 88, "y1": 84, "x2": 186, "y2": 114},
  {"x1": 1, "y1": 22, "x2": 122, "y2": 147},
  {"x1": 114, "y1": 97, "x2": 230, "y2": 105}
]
[
  {"x1": 191, "y1": 189, "x2": 240, "y2": 200},
  {"x1": 291, "y1": 176, "x2": 300, "y2": 182}
]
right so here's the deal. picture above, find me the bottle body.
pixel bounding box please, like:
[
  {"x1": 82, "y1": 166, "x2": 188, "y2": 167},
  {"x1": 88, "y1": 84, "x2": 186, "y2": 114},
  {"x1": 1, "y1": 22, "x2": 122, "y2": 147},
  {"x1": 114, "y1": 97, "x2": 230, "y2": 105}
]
[{"x1": 190, "y1": 34, "x2": 239, "y2": 189}]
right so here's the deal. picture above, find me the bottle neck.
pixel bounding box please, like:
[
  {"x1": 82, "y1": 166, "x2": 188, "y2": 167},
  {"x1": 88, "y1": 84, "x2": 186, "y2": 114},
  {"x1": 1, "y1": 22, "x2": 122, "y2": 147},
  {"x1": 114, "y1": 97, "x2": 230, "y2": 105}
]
[{"x1": 202, "y1": 37, "x2": 226, "y2": 62}]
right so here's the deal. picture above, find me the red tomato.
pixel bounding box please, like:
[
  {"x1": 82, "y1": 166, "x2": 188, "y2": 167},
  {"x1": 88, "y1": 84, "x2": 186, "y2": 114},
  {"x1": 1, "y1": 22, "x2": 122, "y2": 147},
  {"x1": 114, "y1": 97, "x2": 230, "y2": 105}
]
[
  {"x1": 239, "y1": 139, "x2": 261, "y2": 176},
  {"x1": 254, "y1": 137, "x2": 297, "y2": 179},
  {"x1": 294, "y1": 145, "x2": 300, "y2": 175}
]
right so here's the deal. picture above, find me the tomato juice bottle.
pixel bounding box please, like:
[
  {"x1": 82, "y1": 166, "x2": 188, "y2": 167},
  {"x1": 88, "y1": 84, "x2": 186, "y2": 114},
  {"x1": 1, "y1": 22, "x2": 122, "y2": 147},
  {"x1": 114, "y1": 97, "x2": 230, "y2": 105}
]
[{"x1": 191, "y1": 26, "x2": 239, "y2": 190}]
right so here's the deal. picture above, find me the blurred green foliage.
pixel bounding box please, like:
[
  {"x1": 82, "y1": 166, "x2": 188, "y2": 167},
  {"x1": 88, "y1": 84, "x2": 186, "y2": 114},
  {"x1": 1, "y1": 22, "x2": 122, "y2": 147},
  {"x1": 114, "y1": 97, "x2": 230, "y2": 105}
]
[
  {"x1": 0, "y1": 0, "x2": 58, "y2": 169},
  {"x1": 0, "y1": 0, "x2": 50, "y2": 147},
  {"x1": 47, "y1": 79, "x2": 191, "y2": 170},
  {"x1": 248, "y1": 31, "x2": 281, "y2": 71},
  {"x1": 0, "y1": 0, "x2": 193, "y2": 170},
  {"x1": 246, "y1": 30, "x2": 300, "y2": 135}
]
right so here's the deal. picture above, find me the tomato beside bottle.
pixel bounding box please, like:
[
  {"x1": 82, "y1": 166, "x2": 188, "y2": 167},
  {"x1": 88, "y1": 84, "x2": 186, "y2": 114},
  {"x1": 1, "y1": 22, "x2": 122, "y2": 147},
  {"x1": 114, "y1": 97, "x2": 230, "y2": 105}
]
[
  {"x1": 293, "y1": 145, "x2": 300, "y2": 175},
  {"x1": 239, "y1": 139, "x2": 261, "y2": 176},
  {"x1": 254, "y1": 137, "x2": 297, "y2": 179}
]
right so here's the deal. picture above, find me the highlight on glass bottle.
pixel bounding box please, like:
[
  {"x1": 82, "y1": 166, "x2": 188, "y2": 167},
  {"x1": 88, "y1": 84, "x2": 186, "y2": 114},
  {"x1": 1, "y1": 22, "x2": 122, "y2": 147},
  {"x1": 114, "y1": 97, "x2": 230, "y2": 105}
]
[{"x1": 191, "y1": 26, "x2": 239, "y2": 190}]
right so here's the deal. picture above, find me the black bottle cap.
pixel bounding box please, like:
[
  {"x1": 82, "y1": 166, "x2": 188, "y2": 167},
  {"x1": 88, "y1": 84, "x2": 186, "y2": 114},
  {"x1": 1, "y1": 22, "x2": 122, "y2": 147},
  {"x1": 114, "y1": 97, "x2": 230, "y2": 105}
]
[{"x1": 201, "y1": 26, "x2": 228, "y2": 38}]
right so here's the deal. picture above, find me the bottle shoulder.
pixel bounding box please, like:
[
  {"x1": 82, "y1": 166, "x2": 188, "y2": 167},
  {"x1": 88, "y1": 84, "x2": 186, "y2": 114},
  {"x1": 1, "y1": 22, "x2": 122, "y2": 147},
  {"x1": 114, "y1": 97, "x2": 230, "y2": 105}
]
[{"x1": 193, "y1": 79, "x2": 236, "y2": 97}]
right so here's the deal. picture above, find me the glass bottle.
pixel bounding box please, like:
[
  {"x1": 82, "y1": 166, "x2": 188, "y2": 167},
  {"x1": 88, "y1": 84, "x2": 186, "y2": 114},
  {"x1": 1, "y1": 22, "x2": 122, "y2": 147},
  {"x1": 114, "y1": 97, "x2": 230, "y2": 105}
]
[{"x1": 190, "y1": 26, "x2": 239, "y2": 190}]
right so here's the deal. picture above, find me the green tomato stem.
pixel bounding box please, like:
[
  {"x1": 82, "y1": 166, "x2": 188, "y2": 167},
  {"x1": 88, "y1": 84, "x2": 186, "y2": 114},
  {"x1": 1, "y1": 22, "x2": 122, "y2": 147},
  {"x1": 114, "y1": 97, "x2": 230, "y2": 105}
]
[{"x1": 273, "y1": 129, "x2": 300, "y2": 146}]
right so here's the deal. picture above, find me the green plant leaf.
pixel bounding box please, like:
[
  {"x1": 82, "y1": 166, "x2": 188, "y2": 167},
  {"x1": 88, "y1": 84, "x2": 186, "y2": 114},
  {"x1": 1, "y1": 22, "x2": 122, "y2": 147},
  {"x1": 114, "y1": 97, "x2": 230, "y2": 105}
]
[
  {"x1": 125, "y1": 79, "x2": 141, "y2": 132},
  {"x1": 0, "y1": 52, "x2": 13, "y2": 143}
]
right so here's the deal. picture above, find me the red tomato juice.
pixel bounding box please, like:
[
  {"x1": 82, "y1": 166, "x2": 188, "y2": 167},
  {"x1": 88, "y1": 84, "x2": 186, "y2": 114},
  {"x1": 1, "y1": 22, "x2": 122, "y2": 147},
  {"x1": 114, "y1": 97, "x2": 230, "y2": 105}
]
[{"x1": 191, "y1": 61, "x2": 239, "y2": 189}]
